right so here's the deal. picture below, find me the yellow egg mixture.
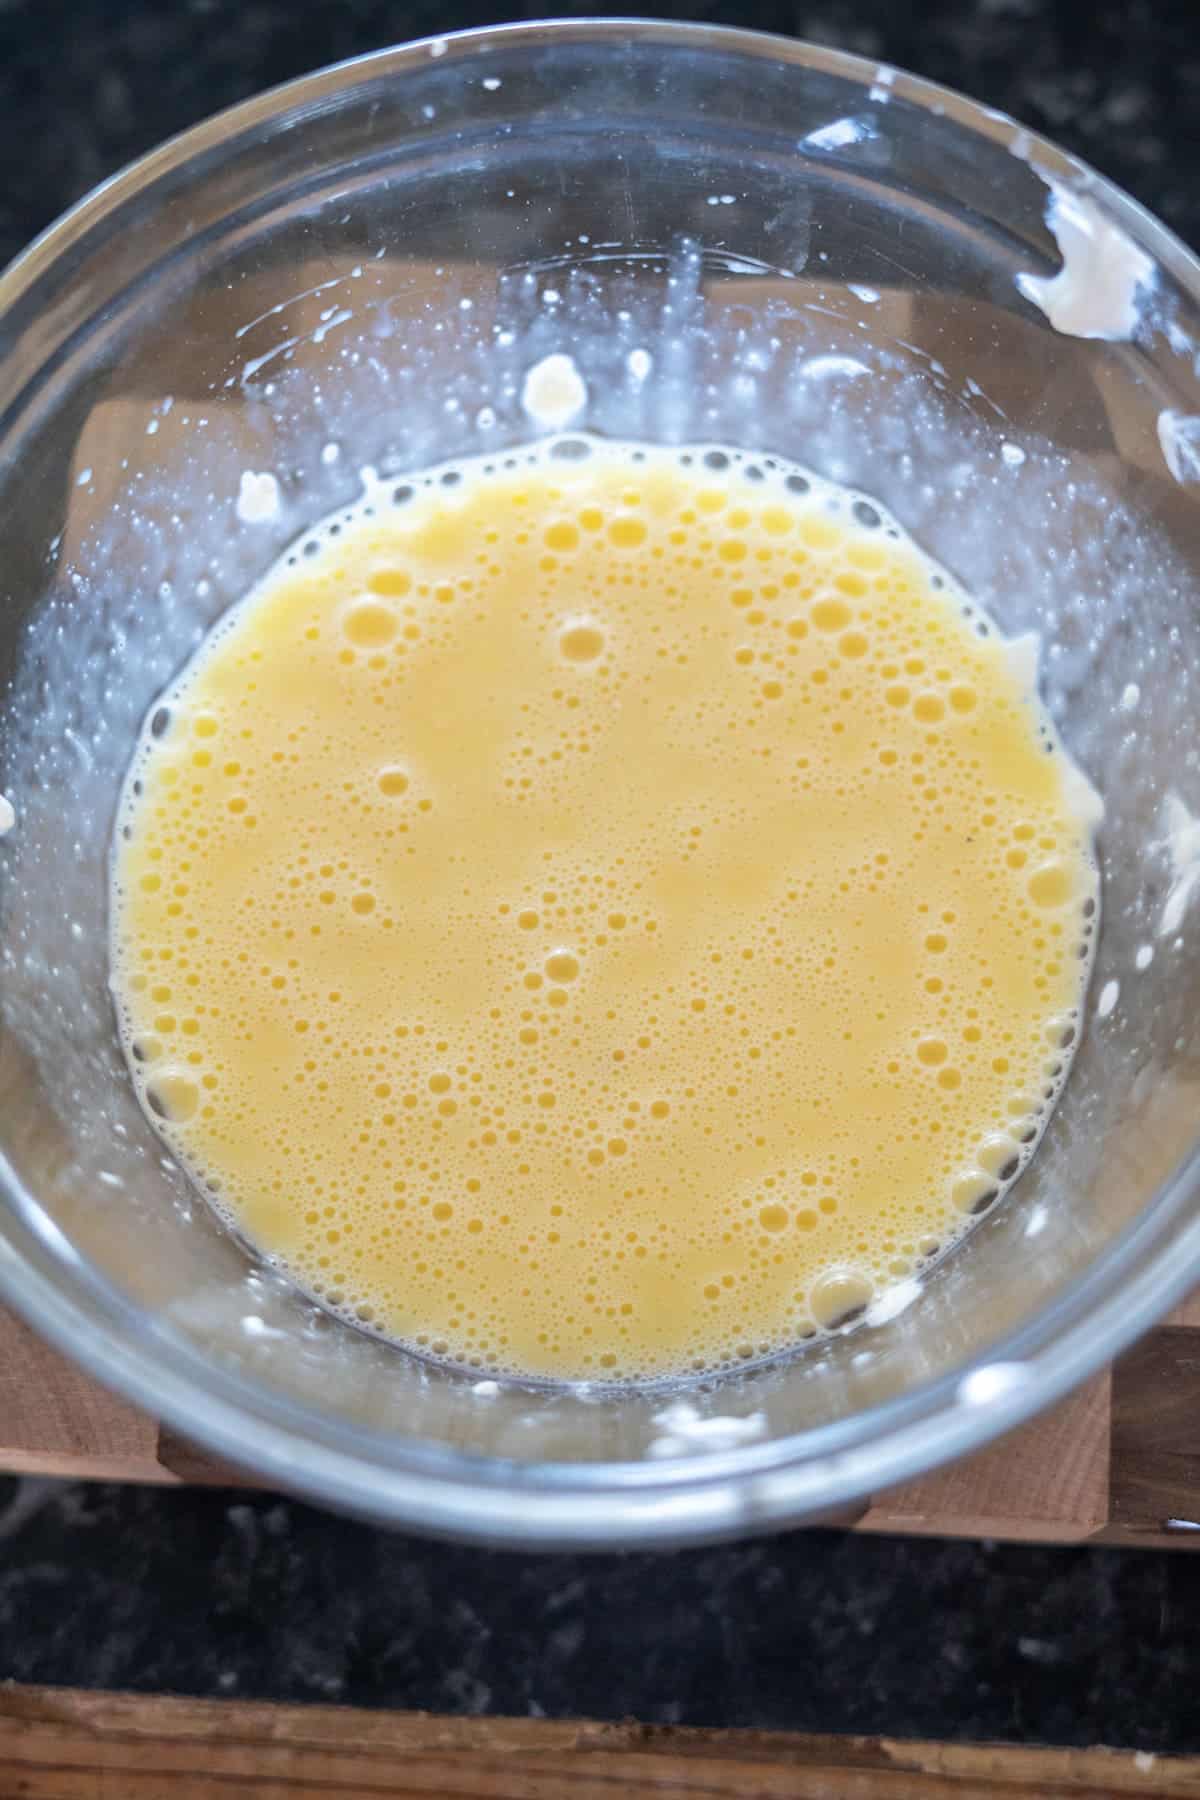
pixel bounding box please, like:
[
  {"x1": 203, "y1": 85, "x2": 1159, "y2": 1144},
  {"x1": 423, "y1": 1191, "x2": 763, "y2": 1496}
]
[{"x1": 111, "y1": 439, "x2": 1097, "y2": 1381}]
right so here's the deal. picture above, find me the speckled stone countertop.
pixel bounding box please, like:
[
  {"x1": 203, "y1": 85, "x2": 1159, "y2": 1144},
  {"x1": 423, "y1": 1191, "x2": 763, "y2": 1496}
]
[
  {"x1": 3, "y1": 1480, "x2": 1200, "y2": 1747},
  {"x1": 2, "y1": 0, "x2": 1198, "y2": 266},
  {"x1": 1, "y1": 0, "x2": 1199, "y2": 1752}
]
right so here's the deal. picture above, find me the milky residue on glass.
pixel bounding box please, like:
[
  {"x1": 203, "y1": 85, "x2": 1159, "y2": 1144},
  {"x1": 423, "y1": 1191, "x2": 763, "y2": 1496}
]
[
  {"x1": 1016, "y1": 178, "x2": 1154, "y2": 341},
  {"x1": 234, "y1": 470, "x2": 281, "y2": 525},
  {"x1": 1158, "y1": 411, "x2": 1200, "y2": 485},
  {"x1": 647, "y1": 1401, "x2": 767, "y2": 1459},
  {"x1": 1096, "y1": 979, "x2": 1120, "y2": 1020},
  {"x1": 1161, "y1": 793, "x2": 1200, "y2": 938},
  {"x1": 801, "y1": 117, "x2": 877, "y2": 153},
  {"x1": 520, "y1": 352, "x2": 588, "y2": 428}
]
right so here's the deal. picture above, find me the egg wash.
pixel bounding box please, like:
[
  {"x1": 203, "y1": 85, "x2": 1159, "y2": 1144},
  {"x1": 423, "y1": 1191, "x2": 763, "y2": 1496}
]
[{"x1": 110, "y1": 436, "x2": 1098, "y2": 1382}]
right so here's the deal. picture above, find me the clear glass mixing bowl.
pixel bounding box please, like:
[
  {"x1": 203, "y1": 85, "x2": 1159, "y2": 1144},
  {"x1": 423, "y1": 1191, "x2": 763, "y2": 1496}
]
[{"x1": 2, "y1": 19, "x2": 1200, "y2": 1547}]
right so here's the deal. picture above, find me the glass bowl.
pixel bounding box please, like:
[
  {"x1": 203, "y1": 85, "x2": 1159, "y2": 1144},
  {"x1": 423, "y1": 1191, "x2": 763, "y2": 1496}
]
[{"x1": 2, "y1": 18, "x2": 1200, "y2": 1547}]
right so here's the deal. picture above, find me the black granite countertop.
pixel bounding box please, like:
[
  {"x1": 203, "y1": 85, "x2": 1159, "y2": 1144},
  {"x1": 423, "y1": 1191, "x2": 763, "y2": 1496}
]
[
  {"x1": 2, "y1": 0, "x2": 1200, "y2": 1753},
  {"x1": 2, "y1": 0, "x2": 1199, "y2": 268},
  {"x1": 3, "y1": 1479, "x2": 1200, "y2": 1748}
]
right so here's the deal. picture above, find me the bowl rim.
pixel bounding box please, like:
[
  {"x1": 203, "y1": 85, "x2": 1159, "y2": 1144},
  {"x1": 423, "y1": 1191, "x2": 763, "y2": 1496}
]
[{"x1": 3, "y1": 15, "x2": 1200, "y2": 1548}]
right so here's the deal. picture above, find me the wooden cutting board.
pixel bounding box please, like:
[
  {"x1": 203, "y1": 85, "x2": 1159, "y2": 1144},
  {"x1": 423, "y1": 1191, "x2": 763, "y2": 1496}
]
[
  {"x1": 3, "y1": 1685, "x2": 1198, "y2": 1797},
  {"x1": 3, "y1": 1298, "x2": 1199, "y2": 1546}
]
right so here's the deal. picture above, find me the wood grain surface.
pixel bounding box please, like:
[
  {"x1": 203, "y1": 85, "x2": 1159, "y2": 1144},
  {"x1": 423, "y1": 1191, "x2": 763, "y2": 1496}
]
[
  {"x1": 0, "y1": 1685, "x2": 1194, "y2": 1799},
  {"x1": 858, "y1": 1372, "x2": 1111, "y2": 1543},
  {"x1": 4, "y1": 1298, "x2": 1200, "y2": 1545},
  {"x1": 0, "y1": 1311, "x2": 169, "y2": 1486},
  {"x1": 1108, "y1": 1325, "x2": 1200, "y2": 1539}
]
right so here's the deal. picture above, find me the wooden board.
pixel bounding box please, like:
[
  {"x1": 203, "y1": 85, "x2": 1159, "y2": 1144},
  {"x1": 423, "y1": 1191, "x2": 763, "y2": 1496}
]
[
  {"x1": 1, "y1": 1685, "x2": 1195, "y2": 1799},
  {"x1": 3, "y1": 1301, "x2": 1200, "y2": 1545}
]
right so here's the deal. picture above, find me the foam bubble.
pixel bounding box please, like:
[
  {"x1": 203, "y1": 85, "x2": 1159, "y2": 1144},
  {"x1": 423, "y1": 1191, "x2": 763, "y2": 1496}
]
[
  {"x1": 521, "y1": 354, "x2": 587, "y2": 429},
  {"x1": 235, "y1": 470, "x2": 281, "y2": 524}
]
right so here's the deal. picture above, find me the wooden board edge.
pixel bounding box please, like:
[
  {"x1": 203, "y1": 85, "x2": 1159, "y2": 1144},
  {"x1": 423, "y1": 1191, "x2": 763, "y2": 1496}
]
[
  {"x1": 0, "y1": 1448, "x2": 178, "y2": 1484},
  {"x1": 855, "y1": 1511, "x2": 1101, "y2": 1545},
  {"x1": 0, "y1": 1685, "x2": 1193, "y2": 1797}
]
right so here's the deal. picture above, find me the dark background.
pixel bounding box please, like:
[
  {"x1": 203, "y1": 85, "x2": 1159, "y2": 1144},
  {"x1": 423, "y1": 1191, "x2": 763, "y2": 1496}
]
[
  {"x1": 2, "y1": 0, "x2": 1199, "y2": 269},
  {"x1": 2, "y1": 0, "x2": 1200, "y2": 1753}
]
